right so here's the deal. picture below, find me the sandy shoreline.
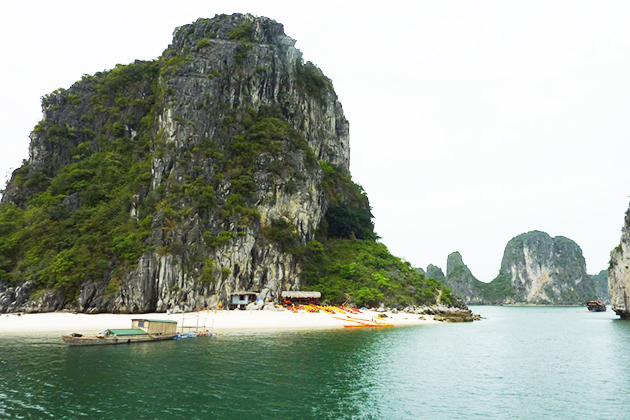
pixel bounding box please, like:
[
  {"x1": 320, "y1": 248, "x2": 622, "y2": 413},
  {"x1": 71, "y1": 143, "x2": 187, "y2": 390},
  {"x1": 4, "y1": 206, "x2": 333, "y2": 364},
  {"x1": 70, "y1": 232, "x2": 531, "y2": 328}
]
[{"x1": 0, "y1": 309, "x2": 441, "y2": 336}]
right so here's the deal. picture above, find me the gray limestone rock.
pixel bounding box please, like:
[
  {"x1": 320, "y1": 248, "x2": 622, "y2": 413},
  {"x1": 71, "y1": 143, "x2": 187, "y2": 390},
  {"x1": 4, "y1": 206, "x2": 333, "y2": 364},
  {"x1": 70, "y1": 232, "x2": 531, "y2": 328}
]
[
  {"x1": 608, "y1": 207, "x2": 630, "y2": 317},
  {"x1": 0, "y1": 282, "x2": 36, "y2": 313},
  {"x1": 444, "y1": 252, "x2": 485, "y2": 304},
  {"x1": 426, "y1": 264, "x2": 445, "y2": 283},
  {"x1": 436, "y1": 231, "x2": 598, "y2": 305},
  {"x1": 0, "y1": 14, "x2": 349, "y2": 313},
  {"x1": 495, "y1": 231, "x2": 595, "y2": 304},
  {"x1": 590, "y1": 269, "x2": 609, "y2": 304}
]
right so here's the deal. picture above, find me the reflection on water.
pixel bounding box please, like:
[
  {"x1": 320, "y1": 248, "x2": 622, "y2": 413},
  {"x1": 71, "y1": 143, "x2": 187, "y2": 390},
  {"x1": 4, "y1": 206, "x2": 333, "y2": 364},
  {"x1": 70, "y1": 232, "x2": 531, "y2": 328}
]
[
  {"x1": 1, "y1": 329, "x2": 387, "y2": 419},
  {"x1": 2, "y1": 307, "x2": 630, "y2": 419}
]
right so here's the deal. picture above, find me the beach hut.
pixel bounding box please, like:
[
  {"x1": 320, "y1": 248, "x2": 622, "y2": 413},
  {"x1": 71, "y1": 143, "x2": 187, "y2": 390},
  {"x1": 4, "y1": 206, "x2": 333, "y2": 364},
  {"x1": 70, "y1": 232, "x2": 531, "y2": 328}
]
[
  {"x1": 281, "y1": 291, "x2": 321, "y2": 305},
  {"x1": 131, "y1": 319, "x2": 178, "y2": 336},
  {"x1": 229, "y1": 291, "x2": 259, "y2": 309}
]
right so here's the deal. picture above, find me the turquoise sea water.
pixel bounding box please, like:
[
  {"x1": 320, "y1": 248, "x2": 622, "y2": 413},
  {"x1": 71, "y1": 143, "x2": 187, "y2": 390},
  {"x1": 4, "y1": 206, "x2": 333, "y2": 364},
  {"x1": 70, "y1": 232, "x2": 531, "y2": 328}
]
[{"x1": 1, "y1": 306, "x2": 629, "y2": 419}]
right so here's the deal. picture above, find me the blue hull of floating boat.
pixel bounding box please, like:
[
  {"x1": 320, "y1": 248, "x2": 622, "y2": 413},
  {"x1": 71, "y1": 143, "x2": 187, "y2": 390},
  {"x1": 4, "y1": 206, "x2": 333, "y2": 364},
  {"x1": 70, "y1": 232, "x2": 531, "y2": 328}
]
[{"x1": 174, "y1": 332, "x2": 217, "y2": 340}]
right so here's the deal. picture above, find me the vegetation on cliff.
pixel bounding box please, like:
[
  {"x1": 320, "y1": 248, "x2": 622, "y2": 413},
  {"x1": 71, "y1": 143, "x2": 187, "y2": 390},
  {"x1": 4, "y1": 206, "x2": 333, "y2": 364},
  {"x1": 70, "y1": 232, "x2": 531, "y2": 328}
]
[
  {"x1": 301, "y1": 239, "x2": 455, "y2": 307},
  {"x1": 0, "y1": 14, "x2": 457, "y2": 312},
  {"x1": 297, "y1": 161, "x2": 454, "y2": 307},
  {"x1": 0, "y1": 61, "x2": 158, "y2": 293},
  {"x1": 590, "y1": 270, "x2": 609, "y2": 302}
]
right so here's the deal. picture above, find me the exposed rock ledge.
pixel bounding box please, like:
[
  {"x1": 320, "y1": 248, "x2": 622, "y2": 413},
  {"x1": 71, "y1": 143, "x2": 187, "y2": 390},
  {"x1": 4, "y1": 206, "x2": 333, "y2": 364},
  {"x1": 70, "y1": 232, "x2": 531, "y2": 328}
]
[{"x1": 375, "y1": 305, "x2": 480, "y2": 323}]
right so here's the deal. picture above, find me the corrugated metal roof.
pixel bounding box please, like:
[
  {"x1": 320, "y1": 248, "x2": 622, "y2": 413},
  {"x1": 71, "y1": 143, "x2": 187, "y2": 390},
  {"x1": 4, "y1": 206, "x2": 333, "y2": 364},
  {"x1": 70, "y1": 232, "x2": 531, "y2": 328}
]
[
  {"x1": 132, "y1": 319, "x2": 178, "y2": 324},
  {"x1": 107, "y1": 329, "x2": 148, "y2": 336},
  {"x1": 281, "y1": 291, "x2": 321, "y2": 298}
]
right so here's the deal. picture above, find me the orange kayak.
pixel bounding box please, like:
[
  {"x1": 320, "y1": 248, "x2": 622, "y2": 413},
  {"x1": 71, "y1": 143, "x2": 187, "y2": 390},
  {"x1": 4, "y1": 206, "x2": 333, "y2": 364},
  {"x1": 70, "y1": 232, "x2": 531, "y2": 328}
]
[{"x1": 333, "y1": 316, "x2": 393, "y2": 328}]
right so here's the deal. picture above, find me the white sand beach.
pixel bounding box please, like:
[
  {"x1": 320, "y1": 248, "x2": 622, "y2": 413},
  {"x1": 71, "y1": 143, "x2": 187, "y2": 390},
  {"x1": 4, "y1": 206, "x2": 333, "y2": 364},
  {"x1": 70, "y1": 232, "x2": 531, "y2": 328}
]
[{"x1": 0, "y1": 308, "x2": 440, "y2": 336}]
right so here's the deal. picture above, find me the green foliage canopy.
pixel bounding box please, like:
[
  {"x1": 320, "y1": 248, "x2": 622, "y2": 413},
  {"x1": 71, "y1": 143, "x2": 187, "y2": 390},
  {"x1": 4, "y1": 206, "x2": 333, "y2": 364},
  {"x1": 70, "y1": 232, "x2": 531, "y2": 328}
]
[{"x1": 301, "y1": 238, "x2": 453, "y2": 308}]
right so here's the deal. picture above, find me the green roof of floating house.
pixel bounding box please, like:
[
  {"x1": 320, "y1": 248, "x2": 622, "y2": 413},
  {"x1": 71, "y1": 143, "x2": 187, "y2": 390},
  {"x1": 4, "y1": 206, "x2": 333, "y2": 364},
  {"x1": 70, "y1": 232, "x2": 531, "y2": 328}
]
[
  {"x1": 107, "y1": 329, "x2": 148, "y2": 336},
  {"x1": 132, "y1": 319, "x2": 178, "y2": 324}
]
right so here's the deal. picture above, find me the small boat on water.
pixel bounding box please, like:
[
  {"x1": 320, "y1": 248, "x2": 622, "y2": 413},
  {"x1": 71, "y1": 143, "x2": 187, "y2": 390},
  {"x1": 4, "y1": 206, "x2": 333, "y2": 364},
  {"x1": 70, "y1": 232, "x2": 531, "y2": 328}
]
[
  {"x1": 587, "y1": 301, "x2": 607, "y2": 312},
  {"x1": 174, "y1": 331, "x2": 217, "y2": 339},
  {"x1": 62, "y1": 319, "x2": 178, "y2": 346}
]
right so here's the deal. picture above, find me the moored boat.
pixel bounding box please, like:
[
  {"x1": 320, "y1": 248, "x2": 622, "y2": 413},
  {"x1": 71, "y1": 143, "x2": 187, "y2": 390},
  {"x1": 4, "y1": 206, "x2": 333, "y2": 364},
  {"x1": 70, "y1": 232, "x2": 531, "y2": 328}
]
[
  {"x1": 62, "y1": 319, "x2": 178, "y2": 346},
  {"x1": 587, "y1": 300, "x2": 606, "y2": 312}
]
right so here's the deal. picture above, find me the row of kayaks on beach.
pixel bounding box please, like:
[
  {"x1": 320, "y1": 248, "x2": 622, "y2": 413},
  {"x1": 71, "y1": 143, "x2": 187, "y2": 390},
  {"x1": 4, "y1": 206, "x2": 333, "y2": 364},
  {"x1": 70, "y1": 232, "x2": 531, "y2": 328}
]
[
  {"x1": 332, "y1": 315, "x2": 394, "y2": 328},
  {"x1": 285, "y1": 304, "x2": 364, "y2": 315},
  {"x1": 284, "y1": 304, "x2": 392, "y2": 328}
]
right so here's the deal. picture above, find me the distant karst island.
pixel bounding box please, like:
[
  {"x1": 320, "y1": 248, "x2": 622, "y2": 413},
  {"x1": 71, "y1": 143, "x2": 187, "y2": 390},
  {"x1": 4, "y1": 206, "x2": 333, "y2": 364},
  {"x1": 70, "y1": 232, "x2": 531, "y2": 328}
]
[{"x1": 423, "y1": 231, "x2": 609, "y2": 306}]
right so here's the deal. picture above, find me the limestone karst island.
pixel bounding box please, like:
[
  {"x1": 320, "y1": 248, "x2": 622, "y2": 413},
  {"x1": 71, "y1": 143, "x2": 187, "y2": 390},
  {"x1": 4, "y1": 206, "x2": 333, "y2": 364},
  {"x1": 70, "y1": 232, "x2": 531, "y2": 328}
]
[
  {"x1": 0, "y1": 14, "x2": 469, "y2": 325},
  {"x1": 429, "y1": 231, "x2": 610, "y2": 306}
]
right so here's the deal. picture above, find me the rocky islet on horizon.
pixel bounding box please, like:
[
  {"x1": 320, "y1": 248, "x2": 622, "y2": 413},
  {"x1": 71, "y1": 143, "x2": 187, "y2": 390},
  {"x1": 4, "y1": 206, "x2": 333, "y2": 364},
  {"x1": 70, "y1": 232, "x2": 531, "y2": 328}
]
[{"x1": 424, "y1": 231, "x2": 609, "y2": 306}]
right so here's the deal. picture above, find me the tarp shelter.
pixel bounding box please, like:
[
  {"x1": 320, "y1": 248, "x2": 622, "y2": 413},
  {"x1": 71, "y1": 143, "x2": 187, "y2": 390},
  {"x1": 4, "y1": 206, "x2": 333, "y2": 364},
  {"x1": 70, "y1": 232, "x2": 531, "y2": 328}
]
[
  {"x1": 106, "y1": 329, "x2": 147, "y2": 336},
  {"x1": 281, "y1": 291, "x2": 321, "y2": 305}
]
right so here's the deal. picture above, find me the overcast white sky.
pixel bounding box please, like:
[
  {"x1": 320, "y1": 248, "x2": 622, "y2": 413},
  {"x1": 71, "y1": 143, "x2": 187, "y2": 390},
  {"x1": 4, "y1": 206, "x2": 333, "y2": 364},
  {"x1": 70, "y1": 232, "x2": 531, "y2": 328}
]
[{"x1": 1, "y1": 0, "x2": 629, "y2": 280}]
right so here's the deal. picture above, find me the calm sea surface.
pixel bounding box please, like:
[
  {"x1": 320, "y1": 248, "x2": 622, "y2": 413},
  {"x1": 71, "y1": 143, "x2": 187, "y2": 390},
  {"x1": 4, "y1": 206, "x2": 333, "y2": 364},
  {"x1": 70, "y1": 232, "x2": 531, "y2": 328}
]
[{"x1": 1, "y1": 306, "x2": 629, "y2": 419}]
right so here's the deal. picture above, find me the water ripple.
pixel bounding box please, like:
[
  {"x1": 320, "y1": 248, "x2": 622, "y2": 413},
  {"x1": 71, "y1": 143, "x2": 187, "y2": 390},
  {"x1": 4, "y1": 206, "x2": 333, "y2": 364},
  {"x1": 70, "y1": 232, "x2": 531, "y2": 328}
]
[{"x1": 1, "y1": 308, "x2": 629, "y2": 418}]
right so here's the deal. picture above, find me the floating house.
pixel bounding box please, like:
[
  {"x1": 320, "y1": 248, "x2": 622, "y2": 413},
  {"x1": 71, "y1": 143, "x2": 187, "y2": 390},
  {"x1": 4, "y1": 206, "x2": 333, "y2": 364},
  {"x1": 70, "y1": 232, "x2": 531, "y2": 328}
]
[
  {"x1": 62, "y1": 319, "x2": 179, "y2": 346},
  {"x1": 281, "y1": 291, "x2": 321, "y2": 305},
  {"x1": 131, "y1": 319, "x2": 178, "y2": 335},
  {"x1": 229, "y1": 291, "x2": 259, "y2": 309}
]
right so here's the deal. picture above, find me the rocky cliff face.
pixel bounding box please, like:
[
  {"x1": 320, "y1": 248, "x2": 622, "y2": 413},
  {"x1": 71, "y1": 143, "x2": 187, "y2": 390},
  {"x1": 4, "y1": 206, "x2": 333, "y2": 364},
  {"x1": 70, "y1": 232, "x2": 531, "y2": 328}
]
[
  {"x1": 608, "y1": 208, "x2": 630, "y2": 317},
  {"x1": 590, "y1": 270, "x2": 609, "y2": 303},
  {"x1": 495, "y1": 231, "x2": 595, "y2": 304},
  {"x1": 433, "y1": 231, "x2": 597, "y2": 305},
  {"x1": 426, "y1": 264, "x2": 445, "y2": 283},
  {"x1": 444, "y1": 252, "x2": 485, "y2": 304},
  {"x1": 0, "y1": 14, "x2": 357, "y2": 313}
]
